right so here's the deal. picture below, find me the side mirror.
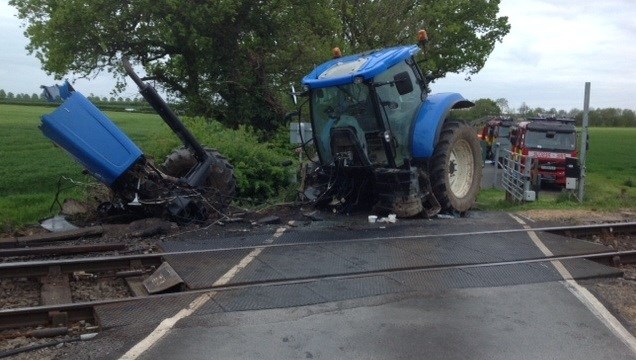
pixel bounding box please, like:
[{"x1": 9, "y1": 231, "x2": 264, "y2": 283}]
[{"x1": 394, "y1": 72, "x2": 413, "y2": 95}]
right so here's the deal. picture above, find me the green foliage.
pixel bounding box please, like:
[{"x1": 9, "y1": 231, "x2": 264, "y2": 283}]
[
  {"x1": 178, "y1": 118, "x2": 295, "y2": 202},
  {"x1": 460, "y1": 97, "x2": 636, "y2": 127},
  {"x1": 450, "y1": 98, "x2": 502, "y2": 122},
  {"x1": 513, "y1": 103, "x2": 636, "y2": 127},
  {"x1": 10, "y1": 0, "x2": 509, "y2": 132},
  {"x1": 338, "y1": 0, "x2": 510, "y2": 81}
]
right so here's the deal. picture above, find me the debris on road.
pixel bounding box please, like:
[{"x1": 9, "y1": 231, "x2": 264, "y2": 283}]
[
  {"x1": 40, "y1": 215, "x2": 78, "y2": 232},
  {"x1": 302, "y1": 210, "x2": 324, "y2": 222},
  {"x1": 257, "y1": 216, "x2": 282, "y2": 225}
]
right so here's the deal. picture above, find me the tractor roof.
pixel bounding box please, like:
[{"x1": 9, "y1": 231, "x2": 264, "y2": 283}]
[{"x1": 302, "y1": 45, "x2": 420, "y2": 89}]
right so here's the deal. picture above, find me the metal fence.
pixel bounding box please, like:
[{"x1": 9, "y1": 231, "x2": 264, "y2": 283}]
[{"x1": 499, "y1": 149, "x2": 537, "y2": 203}]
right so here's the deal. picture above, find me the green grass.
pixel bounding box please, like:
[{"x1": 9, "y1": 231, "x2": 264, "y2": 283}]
[
  {"x1": 476, "y1": 127, "x2": 636, "y2": 212},
  {"x1": 0, "y1": 104, "x2": 176, "y2": 231}
]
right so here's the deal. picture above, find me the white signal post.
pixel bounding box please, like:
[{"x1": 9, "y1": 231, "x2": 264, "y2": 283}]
[{"x1": 578, "y1": 82, "x2": 590, "y2": 202}]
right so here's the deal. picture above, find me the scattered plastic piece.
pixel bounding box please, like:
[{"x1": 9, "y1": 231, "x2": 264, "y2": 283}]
[
  {"x1": 377, "y1": 214, "x2": 397, "y2": 223},
  {"x1": 40, "y1": 215, "x2": 79, "y2": 232},
  {"x1": 80, "y1": 333, "x2": 98, "y2": 341}
]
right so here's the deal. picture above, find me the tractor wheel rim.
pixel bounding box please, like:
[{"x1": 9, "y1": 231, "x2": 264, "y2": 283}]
[{"x1": 448, "y1": 139, "x2": 474, "y2": 198}]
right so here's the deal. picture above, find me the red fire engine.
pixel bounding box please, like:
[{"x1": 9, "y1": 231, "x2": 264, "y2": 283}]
[{"x1": 511, "y1": 116, "x2": 578, "y2": 187}]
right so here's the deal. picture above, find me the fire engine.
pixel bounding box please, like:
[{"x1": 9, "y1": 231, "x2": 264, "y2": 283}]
[
  {"x1": 511, "y1": 116, "x2": 578, "y2": 187},
  {"x1": 479, "y1": 116, "x2": 515, "y2": 163}
]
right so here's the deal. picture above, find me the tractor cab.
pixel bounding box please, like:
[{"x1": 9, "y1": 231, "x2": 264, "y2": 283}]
[{"x1": 304, "y1": 46, "x2": 425, "y2": 170}]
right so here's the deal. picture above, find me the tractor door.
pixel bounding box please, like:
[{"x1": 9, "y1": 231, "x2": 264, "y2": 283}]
[{"x1": 373, "y1": 60, "x2": 423, "y2": 166}]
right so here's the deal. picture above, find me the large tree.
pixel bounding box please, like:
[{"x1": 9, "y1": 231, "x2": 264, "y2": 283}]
[{"x1": 11, "y1": 0, "x2": 509, "y2": 131}]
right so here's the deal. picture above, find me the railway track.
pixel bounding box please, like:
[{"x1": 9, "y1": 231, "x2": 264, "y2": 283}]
[
  {"x1": 0, "y1": 248, "x2": 635, "y2": 332},
  {"x1": 0, "y1": 221, "x2": 633, "y2": 332}
]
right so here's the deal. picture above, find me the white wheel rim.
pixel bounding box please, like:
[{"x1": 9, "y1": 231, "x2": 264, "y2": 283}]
[{"x1": 448, "y1": 139, "x2": 474, "y2": 198}]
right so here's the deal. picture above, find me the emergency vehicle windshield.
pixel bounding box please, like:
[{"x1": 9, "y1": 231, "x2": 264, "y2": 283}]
[
  {"x1": 498, "y1": 126, "x2": 511, "y2": 138},
  {"x1": 524, "y1": 130, "x2": 576, "y2": 151}
]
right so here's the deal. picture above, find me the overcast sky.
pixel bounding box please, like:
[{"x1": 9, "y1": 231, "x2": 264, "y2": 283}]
[{"x1": 1, "y1": 0, "x2": 634, "y2": 111}]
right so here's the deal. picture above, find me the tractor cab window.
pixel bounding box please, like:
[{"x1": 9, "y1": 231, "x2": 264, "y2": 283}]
[
  {"x1": 373, "y1": 61, "x2": 423, "y2": 166},
  {"x1": 311, "y1": 83, "x2": 378, "y2": 164},
  {"x1": 524, "y1": 130, "x2": 576, "y2": 151}
]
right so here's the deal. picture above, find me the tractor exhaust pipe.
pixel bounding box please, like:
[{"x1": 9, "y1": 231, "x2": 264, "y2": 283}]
[{"x1": 122, "y1": 57, "x2": 212, "y2": 187}]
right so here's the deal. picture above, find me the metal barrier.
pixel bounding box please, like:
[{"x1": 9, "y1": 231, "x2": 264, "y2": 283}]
[{"x1": 500, "y1": 150, "x2": 537, "y2": 203}]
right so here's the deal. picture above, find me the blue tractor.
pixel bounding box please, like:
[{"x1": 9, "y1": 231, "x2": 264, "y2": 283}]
[{"x1": 292, "y1": 31, "x2": 482, "y2": 217}]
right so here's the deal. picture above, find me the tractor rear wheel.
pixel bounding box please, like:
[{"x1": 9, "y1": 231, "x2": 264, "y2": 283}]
[
  {"x1": 430, "y1": 121, "x2": 482, "y2": 213},
  {"x1": 162, "y1": 147, "x2": 237, "y2": 214}
]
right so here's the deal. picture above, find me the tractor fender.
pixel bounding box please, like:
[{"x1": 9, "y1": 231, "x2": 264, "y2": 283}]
[{"x1": 410, "y1": 93, "x2": 474, "y2": 159}]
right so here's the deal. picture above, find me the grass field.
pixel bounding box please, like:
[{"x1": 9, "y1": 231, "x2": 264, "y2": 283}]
[
  {"x1": 0, "y1": 104, "x2": 178, "y2": 230},
  {"x1": 1, "y1": 103, "x2": 634, "y2": 230}
]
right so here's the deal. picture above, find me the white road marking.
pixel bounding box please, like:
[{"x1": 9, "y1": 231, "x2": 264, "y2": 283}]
[
  {"x1": 119, "y1": 226, "x2": 288, "y2": 360},
  {"x1": 509, "y1": 214, "x2": 636, "y2": 354}
]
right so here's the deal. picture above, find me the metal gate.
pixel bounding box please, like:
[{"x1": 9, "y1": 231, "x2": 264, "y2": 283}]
[{"x1": 500, "y1": 150, "x2": 537, "y2": 203}]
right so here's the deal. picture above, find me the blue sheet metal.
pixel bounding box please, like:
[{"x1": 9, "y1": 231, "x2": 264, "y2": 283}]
[
  {"x1": 40, "y1": 91, "x2": 143, "y2": 186},
  {"x1": 411, "y1": 93, "x2": 473, "y2": 159},
  {"x1": 302, "y1": 45, "x2": 420, "y2": 89}
]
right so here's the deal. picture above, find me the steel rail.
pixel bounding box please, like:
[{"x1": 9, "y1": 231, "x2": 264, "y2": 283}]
[
  {"x1": 0, "y1": 254, "x2": 163, "y2": 278},
  {"x1": 1, "y1": 248, "x2": 635, "y2": 330},
  {"x1": 544, "y1": 222, "x2": 635, "y2": 236},
  {"x1": 0, "y1": 222, "x2": 633, "y2": 279},
  {"x1": 0, "y1": 243, "x2": 126, "y2": 258}
]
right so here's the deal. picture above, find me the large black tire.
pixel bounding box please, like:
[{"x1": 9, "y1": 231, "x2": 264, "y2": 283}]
[
  {"x1": 162, "y1": 147, "x2": 237, "y2": 212},
  {"x1": 430, "y1": 121, "x2": 482, "y2": 212}
]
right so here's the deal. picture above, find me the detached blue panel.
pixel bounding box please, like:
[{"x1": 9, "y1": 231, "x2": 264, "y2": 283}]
[
  {"x1": 411, "y1": 93, "x2": 472, "y2": 159},
  {"x1": 40, "y1": 92, "x2": 143, "y2": 186}
]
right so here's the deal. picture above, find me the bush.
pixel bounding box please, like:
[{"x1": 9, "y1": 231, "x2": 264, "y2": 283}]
[{"x1": 169, "y1": 118, "x2": 296, "y2": 202}]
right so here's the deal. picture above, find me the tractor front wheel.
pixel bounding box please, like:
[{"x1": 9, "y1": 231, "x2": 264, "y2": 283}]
[
  {"x1": 162, "y1": 147, "x2": 237, "y2": 214},
  {"x1": 430, "y1": 121, "x2": 482, "y2": 213}
]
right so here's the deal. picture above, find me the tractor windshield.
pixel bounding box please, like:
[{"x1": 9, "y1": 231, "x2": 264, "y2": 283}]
[
  {"x1": 524, "y1": 130, "x2": 576, "y2": 151},
  {"x1": 311, "y1": 83, "x2": 379, "y2": 165}
]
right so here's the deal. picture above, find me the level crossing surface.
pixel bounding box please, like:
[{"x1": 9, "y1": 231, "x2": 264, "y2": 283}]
[{"x1": 65, "y1": 212, "x2": 635, "y2": 359}]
